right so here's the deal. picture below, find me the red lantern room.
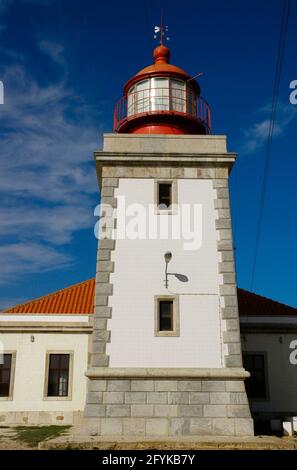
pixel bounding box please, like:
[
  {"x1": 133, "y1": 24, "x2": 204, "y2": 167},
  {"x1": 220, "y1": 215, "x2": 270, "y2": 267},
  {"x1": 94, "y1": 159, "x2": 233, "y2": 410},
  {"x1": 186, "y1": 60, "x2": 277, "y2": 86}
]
[{"x1": 113, "y1": 43, "x2": 211, "y2": 135}]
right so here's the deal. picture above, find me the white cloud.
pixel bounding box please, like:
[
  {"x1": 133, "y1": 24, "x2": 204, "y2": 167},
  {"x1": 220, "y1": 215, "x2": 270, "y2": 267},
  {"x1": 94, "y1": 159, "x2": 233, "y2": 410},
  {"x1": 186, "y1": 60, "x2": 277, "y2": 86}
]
[
  {"x1": 0, "y1": 50, "x2": 103, "y2": 285},
  {"x1": 0, "y1": 64, "x2": 100, "y2": 204},
  {"x1": 241, "y1": 101, "x2": 297, "y2": 154},
  {"x1": 0, "y1": 242, "x2": 73, "y2": 284},
  {"x1": 0, "y1": 204, "x2": 94, "y2": 244},
  {"x1": 0, "y1": 46, "x2": 24, "y2": 60},
  {"x1": 38, "y1": 40, "x2": 64, "y2": 64}
]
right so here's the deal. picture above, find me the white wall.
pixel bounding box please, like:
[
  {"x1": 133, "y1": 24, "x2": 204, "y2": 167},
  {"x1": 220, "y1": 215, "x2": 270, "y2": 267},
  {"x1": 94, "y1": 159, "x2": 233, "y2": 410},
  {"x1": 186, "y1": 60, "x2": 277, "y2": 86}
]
[
  {"x1": 107, "y1": 178, "x2": 223, "y2": 367},
  {"x1": 242, "y1": 332, "x2": 297, "y2": 414},
  {"x1": 0, "y1": 331, "x2": 88, "y2": 412}
]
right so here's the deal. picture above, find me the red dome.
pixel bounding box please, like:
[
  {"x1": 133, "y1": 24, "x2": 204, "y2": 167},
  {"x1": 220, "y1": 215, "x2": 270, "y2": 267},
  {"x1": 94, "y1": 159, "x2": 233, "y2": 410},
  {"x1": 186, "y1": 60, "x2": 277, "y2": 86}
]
[
  {"x1": 114, "y1": 44, "x2": 210, "y2": 135},
  {"x1": 124, "y1": 45, "x2": 200, "y2": 95}
]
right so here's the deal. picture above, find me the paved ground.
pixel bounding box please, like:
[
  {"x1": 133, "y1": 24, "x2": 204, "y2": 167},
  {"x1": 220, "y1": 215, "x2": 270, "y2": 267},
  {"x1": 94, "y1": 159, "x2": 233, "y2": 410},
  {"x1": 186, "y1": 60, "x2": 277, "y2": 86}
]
[
  {"x1": 0, "y1": 427, "x2": 30, "y2": 450},
  {"x1": 1, "y1": 426, "x2": 297, "y2": 450},
  {"x1": 39, "y1": 434, "x2": 297, "y2": 450}
]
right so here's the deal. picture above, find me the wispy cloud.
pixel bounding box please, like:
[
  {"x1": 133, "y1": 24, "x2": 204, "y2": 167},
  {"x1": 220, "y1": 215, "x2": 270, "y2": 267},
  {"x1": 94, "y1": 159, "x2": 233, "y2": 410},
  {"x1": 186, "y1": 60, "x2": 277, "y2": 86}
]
[
  {"x1": 0, "y1": 64, "x2": 100, "y2": 201},
  {"x1": 0, "y1": 242, "x2": 73, "y2": 284},
  {"x1": 0, "y1": 204, "x2": 94, "y2": 244},
  {"x1": 0, "y1": 46, "x2": 24, "y2": 60},
  {"x1": 240, "y1": 101, "x2": 297, "y2": 154},
  {"x1": 39, "y1": 40, "x2": 64, "y2": 64},
  {"x1": 0, "y1": 43, "x2": 102, "y2": 285}
]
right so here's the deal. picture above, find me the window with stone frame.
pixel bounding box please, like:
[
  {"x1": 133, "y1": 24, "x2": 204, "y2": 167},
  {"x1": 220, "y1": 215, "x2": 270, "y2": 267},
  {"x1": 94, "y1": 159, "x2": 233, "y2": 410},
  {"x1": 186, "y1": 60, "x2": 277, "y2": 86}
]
[
  {"x1": 154, "y1": 295, "x2": 180, "y2": 337},
  {"x1": 0, "y1": 354, "x2": 13, "y2": 397},
  {"x1": 154, "y1": 180, "x2": 177, "y2": 215},
  {"x1": 47, "y1": 353, "x2": 70, "y2": 397}
]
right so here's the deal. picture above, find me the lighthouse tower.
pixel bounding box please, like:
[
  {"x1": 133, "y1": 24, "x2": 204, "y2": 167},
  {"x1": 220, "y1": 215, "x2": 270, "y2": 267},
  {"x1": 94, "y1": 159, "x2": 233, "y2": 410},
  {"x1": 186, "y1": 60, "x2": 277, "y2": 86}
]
[{"x1": 84, "y1": 38, "x2": 253, "y2": 438}]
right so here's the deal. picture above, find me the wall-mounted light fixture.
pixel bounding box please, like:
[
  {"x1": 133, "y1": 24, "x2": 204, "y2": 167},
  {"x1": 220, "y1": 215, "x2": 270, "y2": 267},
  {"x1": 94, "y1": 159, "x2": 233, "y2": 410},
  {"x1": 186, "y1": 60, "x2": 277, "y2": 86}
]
[
  {"x1": 164, "y1": 251, "x2": 172, "y2": 288},
  {"x1": 30, "y1": 335, "x2": 35, "y2": 343}
]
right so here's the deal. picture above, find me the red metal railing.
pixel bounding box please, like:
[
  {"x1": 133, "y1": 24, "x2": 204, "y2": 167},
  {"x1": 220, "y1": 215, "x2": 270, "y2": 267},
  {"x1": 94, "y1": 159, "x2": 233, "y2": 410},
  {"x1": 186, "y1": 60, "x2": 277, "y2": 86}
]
[{"x1": 114, "y1": 87, "x2": 211, "y2": 134}]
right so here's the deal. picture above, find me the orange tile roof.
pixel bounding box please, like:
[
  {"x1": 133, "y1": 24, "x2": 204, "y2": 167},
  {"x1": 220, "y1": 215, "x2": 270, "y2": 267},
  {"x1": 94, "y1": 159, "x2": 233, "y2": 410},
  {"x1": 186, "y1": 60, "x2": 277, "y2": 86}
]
[
  {"x1": 3, "y1": 278, "x2": 95, "y2": 314},
  {"x1": 2, "y1": 278, "x2": 296, "y2": 316}
]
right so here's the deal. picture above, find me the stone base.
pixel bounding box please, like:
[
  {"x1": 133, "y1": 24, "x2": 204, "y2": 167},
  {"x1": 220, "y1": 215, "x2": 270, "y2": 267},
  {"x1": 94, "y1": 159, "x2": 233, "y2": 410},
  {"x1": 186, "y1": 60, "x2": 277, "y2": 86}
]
[
  {"x1": 0, "y1": 410, "x2": 83, "y2": 426},
  {"x1": 84, "y1": 373, "x2": 254, "y2": 437}
]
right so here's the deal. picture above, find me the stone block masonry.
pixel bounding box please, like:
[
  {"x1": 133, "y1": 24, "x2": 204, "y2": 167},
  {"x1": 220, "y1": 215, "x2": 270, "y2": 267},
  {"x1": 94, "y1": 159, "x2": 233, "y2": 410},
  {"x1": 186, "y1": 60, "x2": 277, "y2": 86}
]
[
  {"x1": 84, "y1": 134, "x2": 253, "y2": 438},
  {"x1": 84, "y1": 378, "x2": 253, "y2": 437},
  {"x1": 91, "y1": 177, "x2": 119, "y2": 369},
  {"x1": 212, "y1": 179, "x2": 243, "y2": 369}
]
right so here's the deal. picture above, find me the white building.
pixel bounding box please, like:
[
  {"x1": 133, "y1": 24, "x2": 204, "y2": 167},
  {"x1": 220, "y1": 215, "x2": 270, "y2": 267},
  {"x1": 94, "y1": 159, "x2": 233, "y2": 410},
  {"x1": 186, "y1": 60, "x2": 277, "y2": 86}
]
[{"x1": 0, "y1": 280, "x2": 93, "y2": 426}]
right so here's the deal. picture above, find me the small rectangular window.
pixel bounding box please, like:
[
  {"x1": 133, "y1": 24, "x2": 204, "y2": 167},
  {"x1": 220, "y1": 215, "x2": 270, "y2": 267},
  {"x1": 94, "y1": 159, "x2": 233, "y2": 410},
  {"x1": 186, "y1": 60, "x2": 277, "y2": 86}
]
[
  {"x1": 47, "y1": 354, "x2": 70, "y2": 397},
  {"x1": 0, "y1": 354, "x2": 12, "y2": 397},
  {"x1": 155, "y1": 180, "x2": 177, "y2": 215},
  {"x1": 159, "y1": 300, "x2": 173, "y2": 331},
  {"x1": 158, "y1": 183, "x2": 172, "y2": 209},
  {"x1": 243, "y1": 353, "x2": 267, "y2": 399},
  {"x1": 154, "y1": 296, "x2": 179, "y2": 337}
]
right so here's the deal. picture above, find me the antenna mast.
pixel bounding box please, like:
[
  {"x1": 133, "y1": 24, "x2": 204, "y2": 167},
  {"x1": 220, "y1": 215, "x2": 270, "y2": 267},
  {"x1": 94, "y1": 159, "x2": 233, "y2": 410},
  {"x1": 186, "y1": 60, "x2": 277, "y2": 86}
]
[
  {"x1": 154, "y1": 9, "x2": 170, "y2": 44},
  {"x1": 160, "y1": 8, "x2": 164, "y2": 44}
]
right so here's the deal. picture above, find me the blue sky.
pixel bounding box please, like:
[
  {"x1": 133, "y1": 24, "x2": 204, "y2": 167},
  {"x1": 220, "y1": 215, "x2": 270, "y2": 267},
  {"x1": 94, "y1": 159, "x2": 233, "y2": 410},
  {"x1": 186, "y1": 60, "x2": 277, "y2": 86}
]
[{"x1": 0, "y1": 0, "x2": 296, "y2": 309}]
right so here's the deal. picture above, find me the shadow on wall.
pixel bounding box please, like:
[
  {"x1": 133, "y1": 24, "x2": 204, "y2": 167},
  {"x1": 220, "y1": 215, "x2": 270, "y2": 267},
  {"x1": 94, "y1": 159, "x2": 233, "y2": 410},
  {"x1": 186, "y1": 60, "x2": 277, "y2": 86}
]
[{"x1": 169, "y1": 273, "x2": 189, "y2": 283}]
